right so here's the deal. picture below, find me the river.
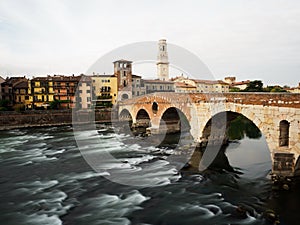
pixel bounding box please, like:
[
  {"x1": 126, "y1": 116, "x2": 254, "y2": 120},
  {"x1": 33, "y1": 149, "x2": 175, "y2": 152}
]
[{"x1": 0, "y1": 124, "x2": 299, "y2": 225}]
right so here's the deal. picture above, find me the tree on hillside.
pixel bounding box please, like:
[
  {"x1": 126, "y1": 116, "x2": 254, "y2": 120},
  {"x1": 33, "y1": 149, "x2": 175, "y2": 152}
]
[
  {"x1": 244, "y1": 80, "x2": 264, "y2": 92},
  {"x1": 229, "y1": 87, "x2": 240, "y2": 92},
  {"x1": 264, "y1": 85, "x2": 287, "y2": 92}
]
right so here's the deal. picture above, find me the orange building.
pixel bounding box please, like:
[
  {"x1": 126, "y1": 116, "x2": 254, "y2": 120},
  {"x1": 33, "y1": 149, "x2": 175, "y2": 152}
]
[{"x1": 52, "y1": 75, "x2": 81, "y2": 109}]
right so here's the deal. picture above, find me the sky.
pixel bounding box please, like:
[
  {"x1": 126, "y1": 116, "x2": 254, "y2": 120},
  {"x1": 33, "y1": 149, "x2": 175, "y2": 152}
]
[{"x1": 0, "y1": 0, "x2": 300, "y2": 86}]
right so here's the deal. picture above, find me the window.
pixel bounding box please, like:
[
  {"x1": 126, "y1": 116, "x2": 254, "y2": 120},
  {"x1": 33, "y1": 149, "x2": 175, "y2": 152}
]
[
  {"x1": 279, "y1": 120, "x2": 289, "y2": 147},
  {"x1": 87, "y1": 90, "x2": 90, "y2": 93}
]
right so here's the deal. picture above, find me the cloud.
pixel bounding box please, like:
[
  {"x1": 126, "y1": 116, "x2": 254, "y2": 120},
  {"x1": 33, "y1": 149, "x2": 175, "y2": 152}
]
[{"x1": 0, "y1": 0, "x2": 299, "y2": 86}]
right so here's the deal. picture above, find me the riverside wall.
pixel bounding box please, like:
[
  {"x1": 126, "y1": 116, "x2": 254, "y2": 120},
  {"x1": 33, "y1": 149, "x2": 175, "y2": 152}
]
[{"x1": 0, "y1": 109, "x2": 113, "y2": 130}]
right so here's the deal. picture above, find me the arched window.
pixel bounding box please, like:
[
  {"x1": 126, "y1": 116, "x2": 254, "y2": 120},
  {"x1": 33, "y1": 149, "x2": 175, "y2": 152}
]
[
  {"x1": 279, "y1": 120, "x2": 289, "y2": 147},
  {"x1": 152, "y1": 102, "x2": 158, "y2": 114}
]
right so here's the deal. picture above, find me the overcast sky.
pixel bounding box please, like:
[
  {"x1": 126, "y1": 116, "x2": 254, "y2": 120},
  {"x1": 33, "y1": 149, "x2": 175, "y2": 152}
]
[{"x1": 0, "y1": 0, "x2": 300, "y2": 86}]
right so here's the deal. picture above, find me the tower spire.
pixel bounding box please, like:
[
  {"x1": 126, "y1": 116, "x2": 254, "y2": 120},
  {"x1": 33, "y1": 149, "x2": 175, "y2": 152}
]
[{"x1": 157, "y1": 39, "x2": 169, "y2": 81}]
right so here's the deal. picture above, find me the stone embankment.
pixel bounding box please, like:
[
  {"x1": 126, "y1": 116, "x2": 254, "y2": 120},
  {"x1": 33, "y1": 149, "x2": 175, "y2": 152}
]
[{"x1": 0, "y1": 109, "x2": 113, "y2": 130}]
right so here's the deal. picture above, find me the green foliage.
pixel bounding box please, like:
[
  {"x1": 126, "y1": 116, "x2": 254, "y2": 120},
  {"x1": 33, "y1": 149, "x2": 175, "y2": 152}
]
[
  {"x1": 244, "y1": 80, "x2": 264, "y2": 92},
  {"x1": 96, "y1": 101, "x2": 113, "y2": 108},
  {"x1": 13, "y1": 104, "x2": 25, "y2": 112},
  {"x1": 50, "y1": 100, "x2": 59, "y2": 109},
  {"x1": 229, "y1": 87, "x2": 240, "y2": 92},
  {"x1": 264, "y1": 85, "x2": 287, "y2": 92},
  {"x1": 227, "y1": 115, "x2": 261, "y2": 140},
  {"x1": 50, "y1": 100, "x2": 71, "y2": 109},
  {"x1": 0, "y1": 99, "x2": 10, "y2": 111}
]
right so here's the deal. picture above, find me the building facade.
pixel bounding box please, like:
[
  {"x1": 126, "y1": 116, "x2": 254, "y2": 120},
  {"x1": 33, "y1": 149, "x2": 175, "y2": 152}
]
[
  {"x1": 52, "y1": 75, "x2": 81, "y2": 109},
  {"x1": 132, "y1": 74, "x2": 146, "y2": 97},
  {"x1": 0, "y1": 76, "x2": 5, "y2": 100},
  {"x1": 174, "y1": 82, "x2": 197, "y2": 93},
  {"x1": 144, "y1": 79, "x2": 175, "y2": 94},
  {"x1": 29, "y1": 76, "x2": 54, "y2": 109},
  {"x1": 92, "y1": 75, "x2": 118, "y2": 107},
  {"x1": 171, "y1": 75, "x2": 229, "y2": 93},
  {"x1": 1, "y1": 77, "x2": 29, "y2": 107},
  {"x1": 287, "y1": 82, "x2": 300, "y2": 93},
  {"x1": 76, "y1": 75, "x2": 92, "y2": 109},
  {"x1": 14, "y1": 80, "x2": 30, "y2": 108}
]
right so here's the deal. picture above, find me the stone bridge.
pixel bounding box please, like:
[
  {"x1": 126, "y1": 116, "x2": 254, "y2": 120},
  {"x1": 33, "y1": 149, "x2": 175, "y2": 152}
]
[{"x1": 118, "y1": 92, "x2": 300, "y2": 176}]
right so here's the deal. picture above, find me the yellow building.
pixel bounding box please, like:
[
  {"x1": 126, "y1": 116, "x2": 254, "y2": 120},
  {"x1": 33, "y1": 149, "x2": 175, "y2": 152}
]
[
  {"x1": 30, "y1": 77, "x2": 54, "y2": 109},
  {"x1": 92, "y1": 75, "x2": 118, "y2": 107}
]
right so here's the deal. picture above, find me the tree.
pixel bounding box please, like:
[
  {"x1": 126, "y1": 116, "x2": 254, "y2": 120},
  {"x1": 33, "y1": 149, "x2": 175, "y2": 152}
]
[
  {"x1": 229, "y1": 87, "x2": 240, "y2": 92},
  {"x1": 0, "y1": 99, "x2": 10, "y2": 111},
  {"x1": 244, "y1": 80, "x2": 264, "y2": 92},
  {"x1": 263, "y1": 85, "x2": 287, "y2": 92},
  {"x1": 270, "y1": 86, "x2": 287, "y2": 92}
]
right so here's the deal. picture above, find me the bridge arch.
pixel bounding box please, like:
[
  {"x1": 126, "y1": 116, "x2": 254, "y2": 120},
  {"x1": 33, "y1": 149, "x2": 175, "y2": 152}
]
[
  {"x1": 159, "y1": 107, "x2": 191, "y2": 134},
  {"x1": 201, "y1": 111, "x2": 262, "y2": 145},
  {"x1": 200, "y1": 111, "x2": 272, "y2": 173},
  {"x1": 119, "y1": 108, "x2": 133, "y2": 122},
  {"x1": 135, "y1": 108, "x2": 151, "y2": 129}
]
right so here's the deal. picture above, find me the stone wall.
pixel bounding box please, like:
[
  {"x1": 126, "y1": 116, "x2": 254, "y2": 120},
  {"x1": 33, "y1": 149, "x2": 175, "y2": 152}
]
[{"x1": 0, "y1": 109, "x2": 112, "y2": 130}]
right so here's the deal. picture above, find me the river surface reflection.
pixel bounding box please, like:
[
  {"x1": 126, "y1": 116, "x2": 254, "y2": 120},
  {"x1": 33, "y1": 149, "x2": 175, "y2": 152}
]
[{"x1": 0, "y1": 125, "x2": 299, "y2": 225}]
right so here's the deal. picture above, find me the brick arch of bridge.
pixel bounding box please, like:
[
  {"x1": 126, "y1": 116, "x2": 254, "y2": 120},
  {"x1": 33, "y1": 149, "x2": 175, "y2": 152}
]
[
  {"x1": 118, "y1": 95, "x2": 200, "y2": 139},
  {"x1": 196, "y1": 103, "x2": 300, "y2": 162}
]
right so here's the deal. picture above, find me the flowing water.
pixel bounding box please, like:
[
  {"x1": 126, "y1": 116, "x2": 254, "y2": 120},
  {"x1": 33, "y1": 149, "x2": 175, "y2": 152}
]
[{"x1": 0, "y1": 125, "x2": 299, "y2": 225}]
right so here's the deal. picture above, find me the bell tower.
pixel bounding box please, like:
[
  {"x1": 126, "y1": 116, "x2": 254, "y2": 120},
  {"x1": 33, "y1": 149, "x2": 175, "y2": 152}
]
[
  {"x1": 157, "y1": 39, "x2": 169, "y2": 81},
  {"x1": 113, "y1": 59, "x2": 133, "y2": 100}
]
